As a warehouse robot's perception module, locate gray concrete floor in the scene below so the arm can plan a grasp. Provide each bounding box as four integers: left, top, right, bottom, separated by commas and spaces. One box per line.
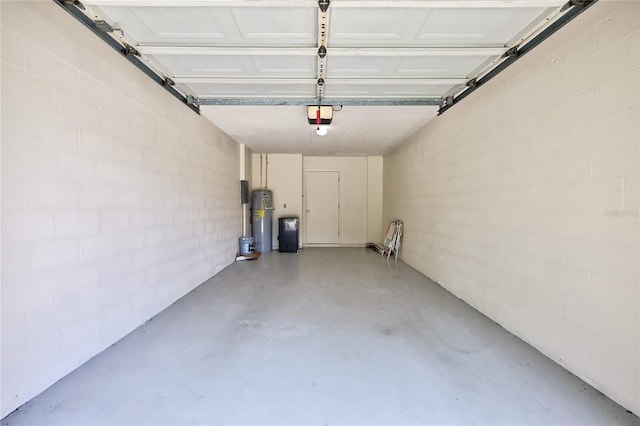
3, 248, 639, 426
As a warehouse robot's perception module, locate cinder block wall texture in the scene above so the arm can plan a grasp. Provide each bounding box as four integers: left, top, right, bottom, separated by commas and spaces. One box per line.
384, 1, 639, 414
1, 1, 240, 417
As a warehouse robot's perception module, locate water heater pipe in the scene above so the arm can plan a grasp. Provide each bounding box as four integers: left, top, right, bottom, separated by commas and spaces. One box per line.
265, 153, 269, 189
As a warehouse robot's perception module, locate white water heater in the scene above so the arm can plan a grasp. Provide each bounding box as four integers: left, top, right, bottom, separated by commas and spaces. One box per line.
251, 189, 273, 253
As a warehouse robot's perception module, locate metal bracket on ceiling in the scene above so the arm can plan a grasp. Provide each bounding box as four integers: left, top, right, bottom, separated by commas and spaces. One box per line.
163, 77, 175, 87
466, 78, 478, 88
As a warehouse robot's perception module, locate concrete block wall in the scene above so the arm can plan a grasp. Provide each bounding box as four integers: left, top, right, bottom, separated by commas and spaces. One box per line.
384, 1, 639, 413
1, 1, 240, 417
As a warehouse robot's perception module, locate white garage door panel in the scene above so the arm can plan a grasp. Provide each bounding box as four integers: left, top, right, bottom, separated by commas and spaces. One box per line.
325, 56, 395, 76
99, 6, 230, 43
231, 7, 317, 42
80, 0, 573, 132
251, 56, 317, 76
394, 55, 492, 77
149, 55, 316, 78
326, 55, 491, 78
97, 6, 317, 45
150, 55, 245, 76
186, 83, 316, 97
324, 83, 457, 98
329, 6, 558, 46
416, 8, 556, 45
329, 8, 419, 42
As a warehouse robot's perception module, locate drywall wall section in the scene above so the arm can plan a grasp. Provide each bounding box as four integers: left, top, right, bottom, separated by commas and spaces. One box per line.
251, 153, 303, 249
304, 156, 368, 245
383, 1, 639, 413
1, 1, 240, 417
249, 155, 383, 247
367, 156, 384, 243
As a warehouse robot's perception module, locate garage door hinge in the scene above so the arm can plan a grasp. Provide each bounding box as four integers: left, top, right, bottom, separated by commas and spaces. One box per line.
62, 0, 85, 10
440, 95, 454, 109
186, 95, 199, 108
94, 20, 114, 33
501, 46, 520, 59
123, 44, 140, 56
561, 0, 593, 12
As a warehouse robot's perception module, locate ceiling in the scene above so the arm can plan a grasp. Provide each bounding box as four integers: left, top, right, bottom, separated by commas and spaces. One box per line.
200, 105, 438, 155
74, 0, 570, 155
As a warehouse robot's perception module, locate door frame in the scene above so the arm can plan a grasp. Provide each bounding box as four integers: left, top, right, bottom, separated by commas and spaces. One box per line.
303, 169, 340, 246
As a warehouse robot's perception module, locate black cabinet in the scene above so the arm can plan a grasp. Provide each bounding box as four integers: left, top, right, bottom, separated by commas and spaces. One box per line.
278, 217, 299, 253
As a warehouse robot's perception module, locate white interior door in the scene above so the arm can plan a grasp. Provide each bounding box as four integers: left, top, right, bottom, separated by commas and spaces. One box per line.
305, 171, 339, 244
